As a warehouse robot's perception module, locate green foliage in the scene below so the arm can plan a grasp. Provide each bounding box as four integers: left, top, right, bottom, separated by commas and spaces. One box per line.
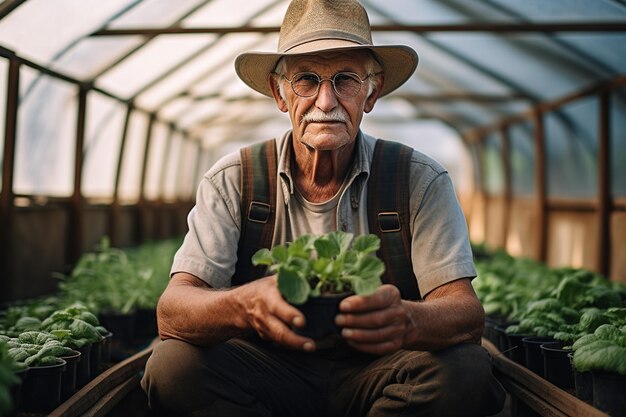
0, 341, 21, 416
572, 324, 626, 375
56, 236, 180, 314
252, 231, 384, 305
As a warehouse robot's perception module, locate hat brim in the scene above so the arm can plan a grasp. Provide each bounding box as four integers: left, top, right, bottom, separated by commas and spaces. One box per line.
235, 43, 418, 98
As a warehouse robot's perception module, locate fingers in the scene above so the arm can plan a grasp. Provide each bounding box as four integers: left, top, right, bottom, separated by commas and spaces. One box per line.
338, 284, 400, 313
241, 276, 315, 352
335, 285, 408, 355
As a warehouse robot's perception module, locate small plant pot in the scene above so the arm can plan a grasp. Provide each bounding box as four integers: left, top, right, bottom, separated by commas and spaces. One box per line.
75, 344, 92, 389
568, 353, 593, 403
504, 332, 529, 365
522, 336, 554, 376
99, 309, 136, 360
20, 358, 66, 413
60, 349, 81, 401
100, 331, 113, 366
541, 341, 574, 389
592, 370, 626, 417
9, 367, 28, 414
293, 293, 352, 339
134, 307, 158, 339
484, 315, 508, 346
90, 339, 102, 377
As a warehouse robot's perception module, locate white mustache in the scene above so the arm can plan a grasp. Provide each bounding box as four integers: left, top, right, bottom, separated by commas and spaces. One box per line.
301, 108, 348, 124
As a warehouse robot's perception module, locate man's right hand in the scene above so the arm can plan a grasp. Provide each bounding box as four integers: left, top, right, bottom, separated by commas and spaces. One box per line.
236, 276, 316, 352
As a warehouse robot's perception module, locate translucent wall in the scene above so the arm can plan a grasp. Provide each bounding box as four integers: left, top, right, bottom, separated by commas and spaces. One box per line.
14, 67, 77, 196
545, 97, 598, 199
612, 89, 626, 198
0, 58, 7, 193
482, 132, 504, 195
82, 92, 126, 199
509, 121, 535, 197
118, 111, 149, 203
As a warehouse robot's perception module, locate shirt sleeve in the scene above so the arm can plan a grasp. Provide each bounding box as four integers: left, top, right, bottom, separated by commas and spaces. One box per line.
410, 168, 477, 297
170, 154, 242, 288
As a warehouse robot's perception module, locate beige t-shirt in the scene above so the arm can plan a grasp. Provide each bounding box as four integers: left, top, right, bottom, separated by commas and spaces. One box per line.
170, 130, 476, 297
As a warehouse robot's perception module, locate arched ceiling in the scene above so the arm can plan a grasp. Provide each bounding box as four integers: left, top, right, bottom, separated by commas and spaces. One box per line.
0, 0, 625, 151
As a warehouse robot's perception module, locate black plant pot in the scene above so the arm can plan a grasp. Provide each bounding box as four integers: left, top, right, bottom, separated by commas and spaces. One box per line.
60, 349, 81, 401
569, 353, 593, 403
134, 307, 158, 339
484, 315, 508, 346
293, 293, 352, 339
522, 336, 554, 376
20, 358, 66, 413
592, 370, 626, 417
100, 331, 113, 366
540, 341, 574, 389
8, 367, 28, 416
90, 339, 102, 378
99, 309, 136, 360
75, 344, 92, 389
505, 332, 529, 365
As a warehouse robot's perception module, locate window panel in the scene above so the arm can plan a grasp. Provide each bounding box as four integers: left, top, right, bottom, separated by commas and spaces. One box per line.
545, 97, 598, 199
162, 131, 183, 202
118, 111, 149, 203
612, 89, 626, 198
178, 139, 200, 200
144, 121, 169, 201
509, 121, 536, 197
482, 132, 504, 194
82, 93, 126, 199
0, 58, 7, 192
14, 68, 77, 196
0, 0, 131, 66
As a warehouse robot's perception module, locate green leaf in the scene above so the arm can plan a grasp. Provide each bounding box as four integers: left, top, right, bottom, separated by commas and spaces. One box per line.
271, 246, 289, 263
328, 231, 354, 255
277, 266, 310, 305
251, 248, 273, 266
352, 234, 380, 255
314, 237, 340, 259
350, 276, 381, 296
353, 255, 385, 282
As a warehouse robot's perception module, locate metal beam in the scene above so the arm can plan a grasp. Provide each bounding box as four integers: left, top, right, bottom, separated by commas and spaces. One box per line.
90, 22, 626, 36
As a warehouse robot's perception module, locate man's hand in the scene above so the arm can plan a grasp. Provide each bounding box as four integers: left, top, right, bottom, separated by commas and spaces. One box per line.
335, 284, 410, 355
237, 276, 316, 352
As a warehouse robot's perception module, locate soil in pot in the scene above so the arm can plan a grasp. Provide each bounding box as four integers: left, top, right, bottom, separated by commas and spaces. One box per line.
522, 336, 555, 376
60, 349, 81, 402
19, 358, 66, 413
541, 341, 574, 390
293, 293, 352, 339
591, 370, 626, 417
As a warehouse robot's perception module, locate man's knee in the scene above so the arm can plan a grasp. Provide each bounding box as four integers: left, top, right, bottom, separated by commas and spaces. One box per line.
142, 339, 209, 414
391, 344, 506, 417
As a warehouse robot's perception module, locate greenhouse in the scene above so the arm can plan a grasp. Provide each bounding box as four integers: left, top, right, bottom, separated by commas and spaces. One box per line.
1, 0, 625, 416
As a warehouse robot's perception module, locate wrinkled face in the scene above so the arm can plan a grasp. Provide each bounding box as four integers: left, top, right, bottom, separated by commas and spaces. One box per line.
270, 50, 383, 152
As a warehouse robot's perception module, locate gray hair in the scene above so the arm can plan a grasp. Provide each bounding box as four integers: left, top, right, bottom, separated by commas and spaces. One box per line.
273, 52, 383, 101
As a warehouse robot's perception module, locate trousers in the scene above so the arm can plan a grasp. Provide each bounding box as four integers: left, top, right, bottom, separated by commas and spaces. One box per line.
141, 337, 506, 417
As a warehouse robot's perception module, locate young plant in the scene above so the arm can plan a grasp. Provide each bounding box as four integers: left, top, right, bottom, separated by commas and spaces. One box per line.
252, 231, 384, 304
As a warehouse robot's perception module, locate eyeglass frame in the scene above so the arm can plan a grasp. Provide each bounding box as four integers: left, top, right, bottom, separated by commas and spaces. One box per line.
277, 71, 373, 99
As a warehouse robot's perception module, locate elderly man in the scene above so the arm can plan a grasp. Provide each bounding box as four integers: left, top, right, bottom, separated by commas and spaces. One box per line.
141, 1, 505, 416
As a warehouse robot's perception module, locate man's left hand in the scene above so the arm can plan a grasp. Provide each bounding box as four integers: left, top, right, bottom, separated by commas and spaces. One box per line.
335, 284, 411, 355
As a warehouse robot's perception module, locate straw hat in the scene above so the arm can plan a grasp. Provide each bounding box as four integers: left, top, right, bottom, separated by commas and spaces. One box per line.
235, 0, 418, 98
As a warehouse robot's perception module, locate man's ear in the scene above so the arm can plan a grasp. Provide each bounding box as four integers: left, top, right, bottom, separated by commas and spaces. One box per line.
364, 73, 384, 113
269, 76, 288, 113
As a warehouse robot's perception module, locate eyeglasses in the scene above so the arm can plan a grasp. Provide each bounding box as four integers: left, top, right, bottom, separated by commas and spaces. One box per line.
281, 71, 371, 98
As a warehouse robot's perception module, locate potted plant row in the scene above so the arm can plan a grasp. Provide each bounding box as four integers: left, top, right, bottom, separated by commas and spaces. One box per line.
472, 244, 626, 415
252, 231, 384, 339
0, 302, 110, 413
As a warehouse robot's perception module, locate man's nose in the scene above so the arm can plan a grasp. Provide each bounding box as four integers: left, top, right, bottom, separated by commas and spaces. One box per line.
315, 79, 339, 111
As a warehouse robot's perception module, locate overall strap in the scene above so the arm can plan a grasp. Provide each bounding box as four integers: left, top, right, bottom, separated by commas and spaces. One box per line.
233, 139, 277, 285
368, 139, 421, 300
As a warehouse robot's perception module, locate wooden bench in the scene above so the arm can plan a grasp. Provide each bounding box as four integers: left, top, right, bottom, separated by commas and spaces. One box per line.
482, 338, 610, 417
